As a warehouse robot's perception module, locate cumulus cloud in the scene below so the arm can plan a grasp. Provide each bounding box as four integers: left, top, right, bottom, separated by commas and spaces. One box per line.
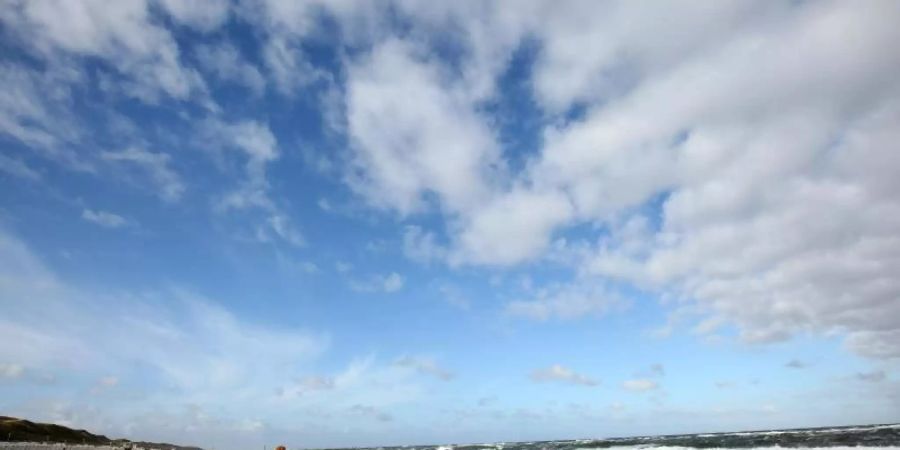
345, 0, 900, 361
572, 2, 900, 359
531, 365, 598, 387
344, 38, 502, 215
452, 188, 574, 266
81, 209, 128, 228
320, 6, 900, 368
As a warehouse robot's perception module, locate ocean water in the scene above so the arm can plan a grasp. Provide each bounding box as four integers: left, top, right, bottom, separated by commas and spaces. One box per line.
318, 423, 900, 450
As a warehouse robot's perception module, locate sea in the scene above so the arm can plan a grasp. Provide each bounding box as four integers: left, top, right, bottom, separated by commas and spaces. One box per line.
318, 423, 900, 450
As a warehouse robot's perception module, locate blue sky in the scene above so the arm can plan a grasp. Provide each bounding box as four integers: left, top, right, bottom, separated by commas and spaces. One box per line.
1, 1, 900, 449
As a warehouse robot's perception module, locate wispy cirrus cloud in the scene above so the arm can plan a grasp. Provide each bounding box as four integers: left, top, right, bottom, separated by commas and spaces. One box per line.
101, 147, 185, 202
81, 209, 128, 229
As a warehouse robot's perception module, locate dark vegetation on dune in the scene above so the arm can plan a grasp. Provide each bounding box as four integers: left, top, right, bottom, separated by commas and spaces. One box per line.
0, 416, 203, 450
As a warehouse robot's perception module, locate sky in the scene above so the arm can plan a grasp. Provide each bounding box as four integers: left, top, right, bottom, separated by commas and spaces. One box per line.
1, 0, 899, 449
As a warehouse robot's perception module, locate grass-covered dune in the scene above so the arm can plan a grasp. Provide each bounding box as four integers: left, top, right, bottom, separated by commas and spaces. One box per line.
0, 416, 202, 450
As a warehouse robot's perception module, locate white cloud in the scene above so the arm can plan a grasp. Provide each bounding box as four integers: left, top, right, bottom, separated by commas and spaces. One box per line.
546, 2, 900, 359
530, 1, 766, 113
262, 35, 320, 96
344, 38, 502, 215
204, 118, 278, 211
2, 0, 205, 102
845, 330, 900, 359
198, 118, 306, 248
195, 43, 266, 95
531, 364, 598, 387
257, 213, 305, 248
314, 1, 900, 360
623, 379, 658, 392
81, 209, 128, 228
2, 0, 900, 441
386, 2, 541, 103
451, 188, 574, 266
0, 63, 85, 166
159, 0, 231, 32
101, 147, 185, 202
368, 0, 900, 361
